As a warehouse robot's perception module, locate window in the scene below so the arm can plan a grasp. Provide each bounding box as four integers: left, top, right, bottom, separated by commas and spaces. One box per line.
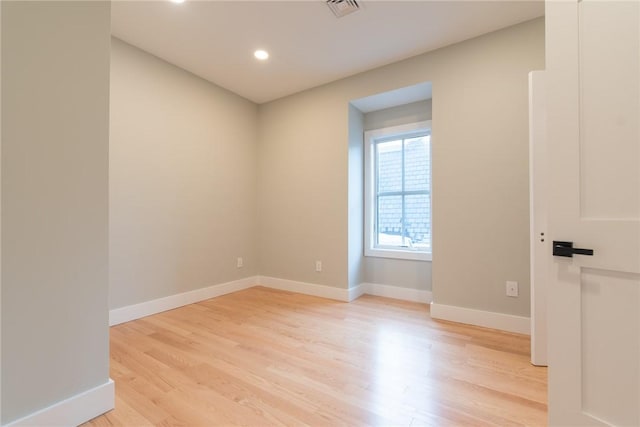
364, 121, 431, 261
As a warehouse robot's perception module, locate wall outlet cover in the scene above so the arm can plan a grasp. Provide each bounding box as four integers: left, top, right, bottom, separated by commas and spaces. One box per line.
506, 281, 519, 297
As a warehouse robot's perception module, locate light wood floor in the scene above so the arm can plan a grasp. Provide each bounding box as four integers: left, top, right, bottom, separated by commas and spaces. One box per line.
85, 286, 547, 426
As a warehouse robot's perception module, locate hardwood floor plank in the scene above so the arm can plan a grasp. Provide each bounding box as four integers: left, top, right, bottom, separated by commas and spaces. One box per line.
84, 287, 547, 426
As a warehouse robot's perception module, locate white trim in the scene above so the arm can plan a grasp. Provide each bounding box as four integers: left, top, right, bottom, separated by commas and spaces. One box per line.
529, 70, 549, 366
361, 282, 432, 303
109, 276, 257, 326
109, 277, 433, 325
4, 379, 114, 427
258, 278, 432, 304
430, 302, 531, 335
347, 283, 366, 302
257, 276, 350, 302
0, 2, 3, 419
108, 276, 529, 337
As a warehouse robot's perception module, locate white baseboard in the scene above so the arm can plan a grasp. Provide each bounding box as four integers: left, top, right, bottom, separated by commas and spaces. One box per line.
109, 276, 526, 337
256, 279, 431, 304
348, 283, 366, 302
257, 276, 350, 302
109, 277, 432, 327
430, 302, 530, 335
109, 276, 257, 326
4, 379, 114, 427
361, 282, 432, 303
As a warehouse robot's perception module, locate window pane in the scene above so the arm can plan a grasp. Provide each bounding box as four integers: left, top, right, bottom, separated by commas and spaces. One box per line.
364, 121, 432, 259
376, 139, 402, 193
405, 194, 431, 250
404, 136, 430, 192
376, 195, 403, 247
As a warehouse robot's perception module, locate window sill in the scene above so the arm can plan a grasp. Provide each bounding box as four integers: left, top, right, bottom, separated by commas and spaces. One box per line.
364, 247, 432, 262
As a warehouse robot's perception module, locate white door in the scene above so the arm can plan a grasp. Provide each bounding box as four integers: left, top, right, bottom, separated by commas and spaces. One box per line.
546, 0, 640, 426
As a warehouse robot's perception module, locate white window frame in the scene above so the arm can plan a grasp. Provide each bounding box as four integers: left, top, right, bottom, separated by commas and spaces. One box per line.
364, 120, 432, 261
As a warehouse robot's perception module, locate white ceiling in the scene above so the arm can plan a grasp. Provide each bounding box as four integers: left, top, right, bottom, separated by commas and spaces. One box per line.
111, 1, 544, 104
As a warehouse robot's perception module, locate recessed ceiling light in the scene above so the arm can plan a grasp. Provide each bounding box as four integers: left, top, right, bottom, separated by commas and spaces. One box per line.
170, 0, 185, 4
254, 50, 269, 61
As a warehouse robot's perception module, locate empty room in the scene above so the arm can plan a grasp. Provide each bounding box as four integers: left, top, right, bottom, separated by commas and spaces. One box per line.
1, 1, 638, 426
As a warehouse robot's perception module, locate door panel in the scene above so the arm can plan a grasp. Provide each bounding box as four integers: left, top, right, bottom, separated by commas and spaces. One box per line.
581, 269, 639, 426
579, 1, 640, 220
546, 0, 640, 425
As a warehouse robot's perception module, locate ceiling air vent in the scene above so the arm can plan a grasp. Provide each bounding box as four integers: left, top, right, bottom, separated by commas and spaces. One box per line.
326, 0, 360, 18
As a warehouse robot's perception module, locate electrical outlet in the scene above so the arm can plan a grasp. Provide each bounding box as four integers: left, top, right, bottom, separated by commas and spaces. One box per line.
237, 257, 243, 268
315, 260, 322, 272
506, 281, 518, 297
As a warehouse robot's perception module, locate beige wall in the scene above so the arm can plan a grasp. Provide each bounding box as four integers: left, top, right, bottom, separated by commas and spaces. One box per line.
347, 104, 364, 288
258, 18, 544, 316
1, 2, 111, 423
257, 90, 349, 286
431, 21, 542, 317
365, 257, 433, 291
109, 38, 258, 309
363, 99, 432, 131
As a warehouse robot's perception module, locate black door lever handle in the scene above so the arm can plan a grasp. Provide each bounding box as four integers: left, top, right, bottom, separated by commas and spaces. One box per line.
553, 241, 594, 257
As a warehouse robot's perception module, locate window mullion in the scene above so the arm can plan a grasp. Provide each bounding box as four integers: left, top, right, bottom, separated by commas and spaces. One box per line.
374, 144, 380, 247
378, 190, 429, 197
401, 138, 406, 246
